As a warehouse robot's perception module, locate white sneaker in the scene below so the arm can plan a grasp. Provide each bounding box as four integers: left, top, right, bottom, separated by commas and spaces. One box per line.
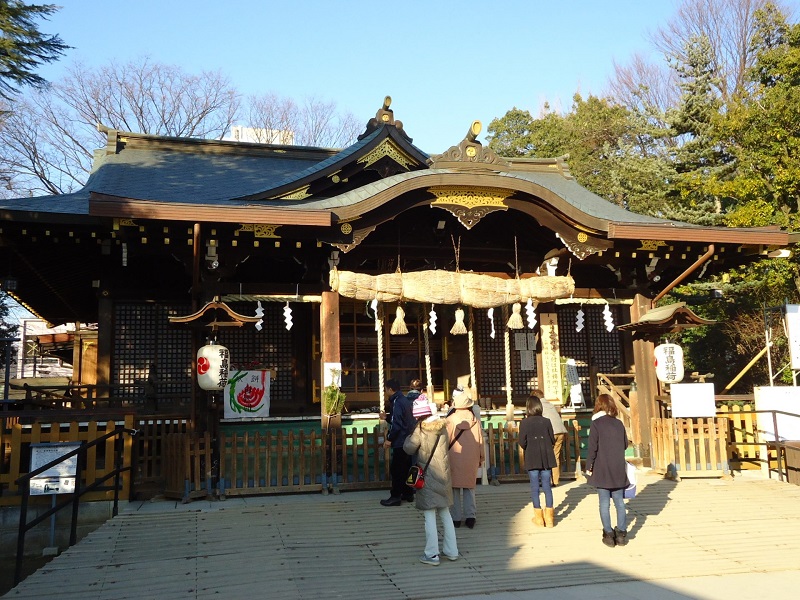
442, 553, 459, 561
419, 554, 440, 566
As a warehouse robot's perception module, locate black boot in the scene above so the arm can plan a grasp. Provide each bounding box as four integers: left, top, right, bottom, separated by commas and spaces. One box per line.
602, 530, 616, 547
614, 527, 628, 546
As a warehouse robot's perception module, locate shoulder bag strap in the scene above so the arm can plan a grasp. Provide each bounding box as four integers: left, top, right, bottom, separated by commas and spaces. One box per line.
449, 427, 466, 449
422, 430, 441, 471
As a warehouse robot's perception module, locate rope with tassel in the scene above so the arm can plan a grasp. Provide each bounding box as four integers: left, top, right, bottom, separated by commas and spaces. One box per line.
375, 302, 385, 414
451, 307, 467, 335
506, 238, 524, 329
503, 305, 514, 423
468, 307, 477, 399
506, 302, 524, 329
423, 320, 433, 399
390, 304, 408, 335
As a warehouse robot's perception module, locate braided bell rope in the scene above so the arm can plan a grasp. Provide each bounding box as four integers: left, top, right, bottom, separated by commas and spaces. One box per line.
376, 304, 385, 414
468, 321, 477, 398
423, 321, 432, 397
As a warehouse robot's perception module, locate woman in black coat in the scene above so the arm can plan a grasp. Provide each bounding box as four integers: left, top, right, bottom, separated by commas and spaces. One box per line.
585, 393, 629, 547
518, 395, 557, 527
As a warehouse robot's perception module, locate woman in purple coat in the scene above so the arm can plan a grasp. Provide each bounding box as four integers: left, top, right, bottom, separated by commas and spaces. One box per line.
585, 393, 629, 547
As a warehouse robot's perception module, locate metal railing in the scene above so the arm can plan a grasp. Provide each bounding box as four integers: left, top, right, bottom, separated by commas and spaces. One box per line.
13, 427, 138, 585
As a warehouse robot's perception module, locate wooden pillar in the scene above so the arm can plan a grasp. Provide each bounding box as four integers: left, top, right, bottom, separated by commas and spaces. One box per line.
320, 291, 340, 425
96, 295, 112, 393
630, 294, 657, 464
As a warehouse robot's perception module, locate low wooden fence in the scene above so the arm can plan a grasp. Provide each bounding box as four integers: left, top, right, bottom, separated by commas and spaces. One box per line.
717, 404, 760, 469
1, 412, 190, 505
164, 431, 214, 501
163, 418, 586, 502
485, 420, 585, 483
133, 416, 192, 492
0, 413, 136, 504
651, 417, 730, 478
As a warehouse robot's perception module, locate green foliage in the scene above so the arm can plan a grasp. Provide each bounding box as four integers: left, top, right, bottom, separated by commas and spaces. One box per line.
323, 368, 346, 414
0, 1, 68, 101
486, 2, 800, 391
0, 292, 20, 364
487, 94, 675, 217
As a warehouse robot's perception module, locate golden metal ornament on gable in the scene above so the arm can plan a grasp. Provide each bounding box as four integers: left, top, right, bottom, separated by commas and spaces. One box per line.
277, 185, 312, 200
357, 139, 416, 170
428, 186, 512, 229
115, 218, 138, 228
332, 225, 377, 253
237, 224, 281, 238
639, 240, 667, 251
555, 231, 610, 260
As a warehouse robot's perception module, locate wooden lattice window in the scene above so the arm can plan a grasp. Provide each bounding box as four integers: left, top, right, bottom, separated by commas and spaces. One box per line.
218, 302, 295, 408
557, 304, 626, 402
113, 303, 192, 400
474, 308, 538, 400
339, 300, 442, 398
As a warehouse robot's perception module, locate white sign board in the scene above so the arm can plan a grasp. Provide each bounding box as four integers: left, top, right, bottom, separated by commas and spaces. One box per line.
785, 305, 800, 370
223, 369, 271, 419
29, 442, 81, 495
670, 383, 716, 418
754, 386, 800, 442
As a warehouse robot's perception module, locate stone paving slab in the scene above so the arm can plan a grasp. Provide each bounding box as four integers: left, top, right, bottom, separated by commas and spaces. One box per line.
3, 471, 800, 599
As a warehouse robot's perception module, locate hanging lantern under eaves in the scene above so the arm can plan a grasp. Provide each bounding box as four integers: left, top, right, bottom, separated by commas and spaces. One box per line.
654, 343, 684, 384
197, 342, 230, 390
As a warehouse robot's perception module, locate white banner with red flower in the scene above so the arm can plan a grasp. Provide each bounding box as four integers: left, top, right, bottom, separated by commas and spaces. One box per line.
223, 369, 270, 419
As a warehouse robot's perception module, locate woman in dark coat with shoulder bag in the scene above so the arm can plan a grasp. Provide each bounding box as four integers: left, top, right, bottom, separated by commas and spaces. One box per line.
585, 393, 629, 547
518, 395, 558, 527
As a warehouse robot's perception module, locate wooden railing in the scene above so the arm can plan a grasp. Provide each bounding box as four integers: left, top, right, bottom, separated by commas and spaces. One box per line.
651, 417, 730, 479
4, 382, 191, 413
486, 420, 585, 483
217, 429, 326, 498
164, 431, 214, 502
162, 417, 586, 502
132, 416, 192, 493
0, 413, 136, 504
596, 373, 633, 441
717, 403, 759, 469
1, 411, 189, 504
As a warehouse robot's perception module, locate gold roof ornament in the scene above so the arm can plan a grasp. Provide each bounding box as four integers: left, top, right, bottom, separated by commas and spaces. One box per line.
428, 120, 511, 171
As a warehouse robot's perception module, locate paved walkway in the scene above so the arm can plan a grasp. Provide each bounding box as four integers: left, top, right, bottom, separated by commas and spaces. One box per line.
3, 470, 800, 599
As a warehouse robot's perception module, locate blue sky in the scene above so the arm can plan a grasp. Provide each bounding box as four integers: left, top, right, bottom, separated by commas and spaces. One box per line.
35, 0, 686, 153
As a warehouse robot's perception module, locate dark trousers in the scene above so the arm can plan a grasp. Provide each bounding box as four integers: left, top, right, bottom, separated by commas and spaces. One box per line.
390, 447, 413, 499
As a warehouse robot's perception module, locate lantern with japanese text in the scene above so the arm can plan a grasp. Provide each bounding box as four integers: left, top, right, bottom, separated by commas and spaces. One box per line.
654, 343, 684, 383
197, 342, 230, 390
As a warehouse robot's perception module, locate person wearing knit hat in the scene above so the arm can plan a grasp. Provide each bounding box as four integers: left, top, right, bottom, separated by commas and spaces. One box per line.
404, 393, 458, 565
381, 379, 415, 506
446, 386, 484, 529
